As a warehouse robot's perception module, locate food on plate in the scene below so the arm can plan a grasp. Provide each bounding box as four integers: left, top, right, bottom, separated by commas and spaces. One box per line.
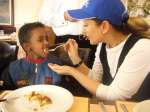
25, 91, 52, 107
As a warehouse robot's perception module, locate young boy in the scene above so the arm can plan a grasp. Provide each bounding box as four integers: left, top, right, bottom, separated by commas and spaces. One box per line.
0, 22, 61, 90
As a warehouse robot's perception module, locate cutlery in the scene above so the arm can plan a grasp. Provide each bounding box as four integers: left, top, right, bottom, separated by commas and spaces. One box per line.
120, 104, 129, 112
99, 102, 108, 112
0, 99, 7, 102
0, 96, 20, 102
45, 43, 64, 52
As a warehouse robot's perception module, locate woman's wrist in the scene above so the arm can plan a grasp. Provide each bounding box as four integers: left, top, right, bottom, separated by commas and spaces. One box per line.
70, 68, 82, 77
72, 56, 81, 65
72, 60, 83, 68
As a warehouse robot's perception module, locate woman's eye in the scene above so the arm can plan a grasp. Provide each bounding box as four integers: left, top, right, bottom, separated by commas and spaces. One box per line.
37, 38, 43, 42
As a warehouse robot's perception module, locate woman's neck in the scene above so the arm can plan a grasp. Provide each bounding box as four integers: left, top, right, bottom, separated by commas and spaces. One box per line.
105, 32, 128, 48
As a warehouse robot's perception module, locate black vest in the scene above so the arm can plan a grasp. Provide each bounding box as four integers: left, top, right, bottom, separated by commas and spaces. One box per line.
100, 34, 150, 101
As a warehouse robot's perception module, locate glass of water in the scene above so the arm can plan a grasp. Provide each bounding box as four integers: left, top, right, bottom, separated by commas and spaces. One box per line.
0, 30, 4, 35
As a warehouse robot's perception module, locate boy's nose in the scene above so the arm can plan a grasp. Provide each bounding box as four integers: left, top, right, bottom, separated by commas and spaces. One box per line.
44, 39, 49, 44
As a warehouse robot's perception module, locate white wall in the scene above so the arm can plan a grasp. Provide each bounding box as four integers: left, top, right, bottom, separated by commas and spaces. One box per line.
14, 0, 43, 25
14, 0, 149, 25
121, 0, 127, 9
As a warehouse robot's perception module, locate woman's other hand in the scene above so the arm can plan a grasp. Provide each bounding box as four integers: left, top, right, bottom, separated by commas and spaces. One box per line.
64, 39, 81, 65
48, 63, 79, 76
48, 63, 99, 95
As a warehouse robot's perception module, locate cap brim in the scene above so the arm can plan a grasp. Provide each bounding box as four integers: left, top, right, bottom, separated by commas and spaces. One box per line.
68, 9, 96, 20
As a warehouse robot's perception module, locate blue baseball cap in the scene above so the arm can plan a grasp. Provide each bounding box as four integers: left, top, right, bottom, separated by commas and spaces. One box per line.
68, 0, 129, 26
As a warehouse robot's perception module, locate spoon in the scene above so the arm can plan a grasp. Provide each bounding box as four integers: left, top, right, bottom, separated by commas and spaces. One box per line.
44, 43, 64, 52
0, 96, 20, 102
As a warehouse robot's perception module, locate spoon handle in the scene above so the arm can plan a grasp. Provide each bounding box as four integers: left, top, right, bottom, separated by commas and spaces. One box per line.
0, 99, 7, 102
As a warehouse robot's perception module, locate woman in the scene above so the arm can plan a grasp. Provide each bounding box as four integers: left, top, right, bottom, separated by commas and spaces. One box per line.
49, 0, 150, 101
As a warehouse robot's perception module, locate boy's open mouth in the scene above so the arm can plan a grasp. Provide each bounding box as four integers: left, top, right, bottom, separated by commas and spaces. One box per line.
44, 48, 49, 53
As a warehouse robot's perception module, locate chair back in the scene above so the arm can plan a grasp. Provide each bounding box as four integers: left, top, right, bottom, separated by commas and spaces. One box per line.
0, 41, 18, 75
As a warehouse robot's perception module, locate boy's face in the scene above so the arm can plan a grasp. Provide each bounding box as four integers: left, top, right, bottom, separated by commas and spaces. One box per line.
26, 27, 49, 58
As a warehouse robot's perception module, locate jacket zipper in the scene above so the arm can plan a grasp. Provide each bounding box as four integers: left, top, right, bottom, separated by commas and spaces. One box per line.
34, 64, 38, 84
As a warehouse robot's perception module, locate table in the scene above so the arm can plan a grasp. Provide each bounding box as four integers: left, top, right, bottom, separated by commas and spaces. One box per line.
90, 103, 117, 112
116, 101, 137, 112
68, 96, 117, 112
69, 97, 138, 112
68, 97, 89, 112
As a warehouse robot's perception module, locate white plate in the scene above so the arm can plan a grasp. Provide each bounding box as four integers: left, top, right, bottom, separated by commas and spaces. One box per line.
133, 100, 150, 112
1, 85, 74, 112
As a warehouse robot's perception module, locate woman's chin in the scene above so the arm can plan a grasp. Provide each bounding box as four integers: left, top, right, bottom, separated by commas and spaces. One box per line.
90, 41, 96, 45
90, 40, 100, 45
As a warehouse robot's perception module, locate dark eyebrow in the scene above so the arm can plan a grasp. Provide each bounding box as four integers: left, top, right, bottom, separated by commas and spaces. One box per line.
38, 35, 48, 40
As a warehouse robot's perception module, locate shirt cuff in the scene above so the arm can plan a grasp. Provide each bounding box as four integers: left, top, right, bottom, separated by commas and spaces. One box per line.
88, 70, 93, 78
96, 84, 109, 100
88, 70, 101, 81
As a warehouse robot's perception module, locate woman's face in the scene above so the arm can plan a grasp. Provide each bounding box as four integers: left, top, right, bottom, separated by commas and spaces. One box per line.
83, 20, 103, 45
27, 27, 49, 58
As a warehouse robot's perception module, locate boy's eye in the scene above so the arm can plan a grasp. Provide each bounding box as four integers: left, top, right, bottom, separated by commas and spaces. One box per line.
84, 24, 88, 27
38, 39, 43, 42
37, 36, 48, 42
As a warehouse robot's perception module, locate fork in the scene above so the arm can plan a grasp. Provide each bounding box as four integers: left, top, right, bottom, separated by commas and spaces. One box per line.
120, 104, 129, 112
0, 99, 7, 102
0, 96, 20, 102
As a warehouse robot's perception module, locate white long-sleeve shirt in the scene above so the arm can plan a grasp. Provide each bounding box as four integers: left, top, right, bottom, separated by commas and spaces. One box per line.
88, 38, 150, 101
38, 0, 86, 36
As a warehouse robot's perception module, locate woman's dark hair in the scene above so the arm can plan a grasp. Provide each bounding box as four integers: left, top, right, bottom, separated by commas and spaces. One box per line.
18, 22, 45, 45
94, 17, 150, 38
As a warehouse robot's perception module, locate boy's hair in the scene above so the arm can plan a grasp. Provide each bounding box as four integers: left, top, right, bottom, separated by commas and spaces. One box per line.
18, 22, 45, 45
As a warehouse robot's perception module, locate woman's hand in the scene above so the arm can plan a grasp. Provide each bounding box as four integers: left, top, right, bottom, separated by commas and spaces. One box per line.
64, 39, 81, 65
48, 63, 79, 76
48, 63, 99, 95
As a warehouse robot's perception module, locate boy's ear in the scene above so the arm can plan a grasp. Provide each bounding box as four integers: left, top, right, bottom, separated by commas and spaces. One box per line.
22, 43, 30, 52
